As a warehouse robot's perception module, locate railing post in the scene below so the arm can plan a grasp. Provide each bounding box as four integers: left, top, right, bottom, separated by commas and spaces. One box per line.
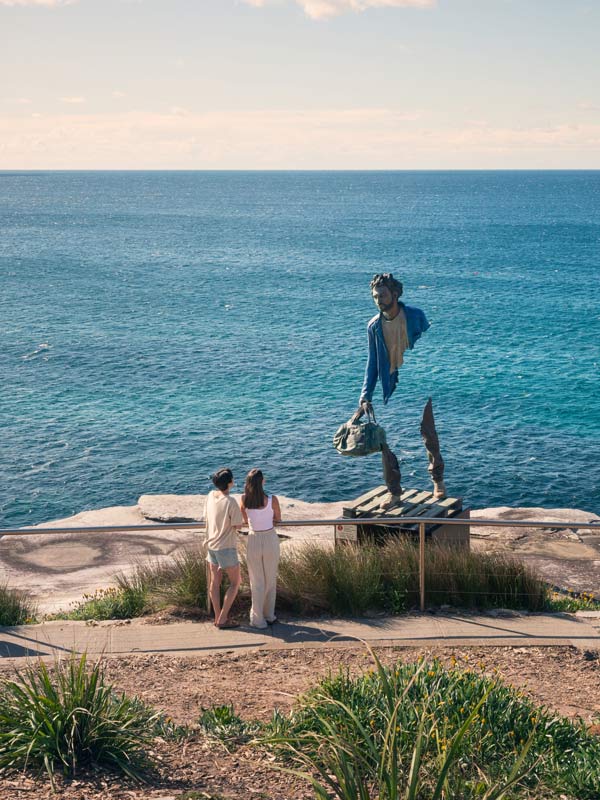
419, 521, 426, 612
206, 562, 212, 616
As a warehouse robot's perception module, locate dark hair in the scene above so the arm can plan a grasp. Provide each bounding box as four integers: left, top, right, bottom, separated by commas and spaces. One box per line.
242, 468, 266, 509
211, 467, 233, 492
370, 272, 403, 299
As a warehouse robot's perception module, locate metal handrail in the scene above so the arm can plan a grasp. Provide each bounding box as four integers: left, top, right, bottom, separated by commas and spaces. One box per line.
1, 516, 598, 613
1, 516, 599, 536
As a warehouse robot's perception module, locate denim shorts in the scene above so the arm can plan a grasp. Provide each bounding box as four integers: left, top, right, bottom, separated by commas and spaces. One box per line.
206, 547, 239, 569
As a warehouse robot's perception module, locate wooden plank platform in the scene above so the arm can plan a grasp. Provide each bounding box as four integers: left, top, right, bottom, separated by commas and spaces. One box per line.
338, 485, 469, 548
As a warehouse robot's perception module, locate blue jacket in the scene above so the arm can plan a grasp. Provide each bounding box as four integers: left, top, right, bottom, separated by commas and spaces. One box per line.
359, 303, 430, 405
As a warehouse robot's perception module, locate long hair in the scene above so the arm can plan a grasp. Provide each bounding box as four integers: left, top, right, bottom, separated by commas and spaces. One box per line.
242, 468, 267, 509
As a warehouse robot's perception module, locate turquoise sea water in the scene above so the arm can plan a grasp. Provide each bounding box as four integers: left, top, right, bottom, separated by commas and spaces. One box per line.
1, 171, 599, 527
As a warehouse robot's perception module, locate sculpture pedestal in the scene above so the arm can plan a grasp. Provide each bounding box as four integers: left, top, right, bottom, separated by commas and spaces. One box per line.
335, 485, 469, 549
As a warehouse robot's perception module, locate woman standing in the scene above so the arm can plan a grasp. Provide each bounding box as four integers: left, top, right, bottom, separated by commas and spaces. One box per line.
205, 468, 244, 629
240, 468, 281, 629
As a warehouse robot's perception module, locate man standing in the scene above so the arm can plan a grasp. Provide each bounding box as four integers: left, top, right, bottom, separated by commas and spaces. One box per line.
354, 273, 446, 506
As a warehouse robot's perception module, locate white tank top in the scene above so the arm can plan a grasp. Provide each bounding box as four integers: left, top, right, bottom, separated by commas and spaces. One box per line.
245, 495, 275, 533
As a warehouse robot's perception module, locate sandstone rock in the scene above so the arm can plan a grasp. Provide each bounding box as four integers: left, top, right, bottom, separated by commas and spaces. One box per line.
138, 494, 206, 522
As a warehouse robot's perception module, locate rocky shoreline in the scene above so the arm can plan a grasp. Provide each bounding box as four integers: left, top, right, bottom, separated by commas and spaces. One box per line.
0, 494, 599, 613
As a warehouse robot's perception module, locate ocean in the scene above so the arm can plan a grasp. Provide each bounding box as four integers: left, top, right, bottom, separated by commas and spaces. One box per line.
1, 170, 599, 528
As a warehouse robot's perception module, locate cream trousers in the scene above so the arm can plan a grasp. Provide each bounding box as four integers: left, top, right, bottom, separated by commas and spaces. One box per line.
246, 529, 280, 628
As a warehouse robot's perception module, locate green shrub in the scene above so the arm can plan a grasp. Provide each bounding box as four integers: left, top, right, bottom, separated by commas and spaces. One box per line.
262, 652, 600, 799
0, 654, 161, 787
67, 584, 149, 621
0, 583, 36, 626
545, 590, 600, 612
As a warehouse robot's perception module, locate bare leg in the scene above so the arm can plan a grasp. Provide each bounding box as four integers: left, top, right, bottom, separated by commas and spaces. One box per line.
208, 563, 223, 623
420, 397, 445, 497
216, 564, 241, 627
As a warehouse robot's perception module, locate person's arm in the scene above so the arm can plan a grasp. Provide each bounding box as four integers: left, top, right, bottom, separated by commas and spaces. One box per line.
230, 497, 245, 530
352, 324, 376, 421
239, 497, 248, 526
272, 495, 282, 525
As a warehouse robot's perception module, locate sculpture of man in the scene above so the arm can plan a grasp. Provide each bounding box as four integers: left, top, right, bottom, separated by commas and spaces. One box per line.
354, 272, 446, 506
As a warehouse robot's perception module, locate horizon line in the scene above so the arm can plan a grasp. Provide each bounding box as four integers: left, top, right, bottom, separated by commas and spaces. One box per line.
2, 168, 600, 173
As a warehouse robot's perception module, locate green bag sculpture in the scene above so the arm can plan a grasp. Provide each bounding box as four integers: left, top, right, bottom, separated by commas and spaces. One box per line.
333, 411, 387, 457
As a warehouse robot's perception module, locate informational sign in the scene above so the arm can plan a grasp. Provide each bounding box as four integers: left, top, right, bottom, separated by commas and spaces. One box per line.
334, 523, 358, 542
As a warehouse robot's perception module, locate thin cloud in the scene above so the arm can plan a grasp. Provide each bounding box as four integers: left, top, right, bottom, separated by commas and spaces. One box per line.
0, 0, 75, 6
243, 0, 435, 20
59, 96, 85, 104
2, 109, 599, 170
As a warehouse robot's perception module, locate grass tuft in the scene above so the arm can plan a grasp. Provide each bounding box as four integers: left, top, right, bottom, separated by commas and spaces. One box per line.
0, 654, 162, 787
147, 546, 210, 608
0, 583, 36, 626
62, 544, 211, 621
278, 541, 382, 615
198, 704, 258, 751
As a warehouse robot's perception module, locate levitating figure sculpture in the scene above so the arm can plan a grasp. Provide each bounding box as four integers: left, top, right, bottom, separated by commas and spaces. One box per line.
353, 273, 446, 508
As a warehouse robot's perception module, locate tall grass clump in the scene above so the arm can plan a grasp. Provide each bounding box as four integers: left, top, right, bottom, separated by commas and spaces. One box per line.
148, 545, 210, 608
262, 651, 600, 799
0, 654, 162, 787
0, 583, 36, 626
278, 538, 548, 615
278, 542, 382, 615
381, 537, 548, 611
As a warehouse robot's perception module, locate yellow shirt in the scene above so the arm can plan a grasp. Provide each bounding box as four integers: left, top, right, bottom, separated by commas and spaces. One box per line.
381, 308, 409, 374
205, 490, 243, 551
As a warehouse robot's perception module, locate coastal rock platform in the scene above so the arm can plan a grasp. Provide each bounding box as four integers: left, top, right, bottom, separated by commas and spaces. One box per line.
0, 495, 598, 613
471, 506, 600, 596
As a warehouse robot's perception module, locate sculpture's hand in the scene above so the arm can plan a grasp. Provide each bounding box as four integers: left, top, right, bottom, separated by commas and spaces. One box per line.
351, 401, 373, 423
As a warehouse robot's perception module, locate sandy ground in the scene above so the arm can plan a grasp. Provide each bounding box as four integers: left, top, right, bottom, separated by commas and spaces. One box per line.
0, 643, 599, 800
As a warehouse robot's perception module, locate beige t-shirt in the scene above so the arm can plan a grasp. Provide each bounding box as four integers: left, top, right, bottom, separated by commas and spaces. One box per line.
205, 490, 243, 551
382, 308, 409, 373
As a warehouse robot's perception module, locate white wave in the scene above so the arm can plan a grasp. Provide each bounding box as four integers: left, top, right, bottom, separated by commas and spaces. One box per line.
21, 343, 51, 360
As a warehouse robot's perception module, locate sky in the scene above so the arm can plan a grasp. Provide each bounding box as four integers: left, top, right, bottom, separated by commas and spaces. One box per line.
1, 0, 600, 169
